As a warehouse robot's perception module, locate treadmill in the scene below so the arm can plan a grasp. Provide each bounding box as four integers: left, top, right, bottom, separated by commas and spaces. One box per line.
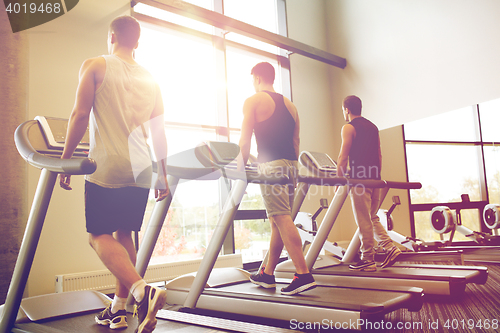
0, 117, 107, 333
2, 118, 267, 333
275, 151, 488, 297
159, 141, 424, 330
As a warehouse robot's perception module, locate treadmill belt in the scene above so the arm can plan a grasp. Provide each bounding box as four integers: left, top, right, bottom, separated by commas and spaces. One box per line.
314, 263, 480, 282
157, 309, 297, 333
203, 281, 417, 314
13, 311, 223, 333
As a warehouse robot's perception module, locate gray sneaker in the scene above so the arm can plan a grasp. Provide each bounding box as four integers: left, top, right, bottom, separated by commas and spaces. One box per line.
381, 247, 402, 269
249, 267, 276, 288
280, 273, 317, 295
134, 285, 167, 333
349, 259, 377, 272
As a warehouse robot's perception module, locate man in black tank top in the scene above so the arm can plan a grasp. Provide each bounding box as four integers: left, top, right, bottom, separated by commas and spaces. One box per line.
238, 62, 316, 295
337, 95, 401, 271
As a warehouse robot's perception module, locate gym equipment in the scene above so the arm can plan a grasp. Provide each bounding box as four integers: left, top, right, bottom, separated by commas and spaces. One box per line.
275, 151, 488, 297
376, 196, 466, 263
152, 142, 423, 330
0, 117, 105, 333
295, 199, 346, 258
484, 203, 500, 231
2, 118, 263, 333
390, 196, 500, 264
429, 195, 500, 246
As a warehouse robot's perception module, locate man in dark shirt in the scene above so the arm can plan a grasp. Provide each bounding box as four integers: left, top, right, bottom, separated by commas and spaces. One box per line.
238, 62, 316, 295
337, 95, 401, 271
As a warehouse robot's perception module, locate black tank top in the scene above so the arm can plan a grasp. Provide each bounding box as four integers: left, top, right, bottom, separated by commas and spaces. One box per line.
254, 91, 297, 163
349, 117, 381, 179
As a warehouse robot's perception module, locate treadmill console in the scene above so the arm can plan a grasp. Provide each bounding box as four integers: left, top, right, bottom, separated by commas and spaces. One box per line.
35, 116, 89, 149
34, 116, 89, 156
302, 151, 337, 172
199, 141, 257, 172
204, 141, 239, 166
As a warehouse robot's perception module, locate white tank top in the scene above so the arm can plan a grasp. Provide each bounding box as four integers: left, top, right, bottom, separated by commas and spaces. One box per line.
85, 54, 158, 188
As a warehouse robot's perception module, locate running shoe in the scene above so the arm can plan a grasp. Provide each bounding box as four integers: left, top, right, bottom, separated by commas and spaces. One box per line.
280, 273, 317, 295
95, 304, 128, 329
381, 246, 402, 269
249, 267, 276, 288
134, 285, 167, 333
349, 259, 377, 272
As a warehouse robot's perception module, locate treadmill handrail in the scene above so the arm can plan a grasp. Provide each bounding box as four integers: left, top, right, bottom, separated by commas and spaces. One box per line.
298, 150, 422, 190
384, 180, 422, 190
14, 120, 97, 175
297, 175, 390, 189
222, 167, 290, 185
167, 164, 222, 180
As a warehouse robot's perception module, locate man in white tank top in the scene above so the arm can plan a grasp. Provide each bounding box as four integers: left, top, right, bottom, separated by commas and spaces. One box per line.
59, 16, 168, 333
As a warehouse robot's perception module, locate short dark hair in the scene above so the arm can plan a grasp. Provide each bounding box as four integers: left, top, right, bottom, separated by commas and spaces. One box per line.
109, 16, 141, 48
343, 95, 362, 115
251, 62, 275, 84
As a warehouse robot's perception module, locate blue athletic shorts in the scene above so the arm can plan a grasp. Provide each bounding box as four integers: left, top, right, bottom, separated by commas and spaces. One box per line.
85, 181, 149, 235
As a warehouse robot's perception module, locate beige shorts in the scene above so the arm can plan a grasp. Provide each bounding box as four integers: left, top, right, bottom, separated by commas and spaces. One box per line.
258, 159, 298, 217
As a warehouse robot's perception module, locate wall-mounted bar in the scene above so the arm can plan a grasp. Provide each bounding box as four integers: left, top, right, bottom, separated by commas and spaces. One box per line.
133, 0, 347, 68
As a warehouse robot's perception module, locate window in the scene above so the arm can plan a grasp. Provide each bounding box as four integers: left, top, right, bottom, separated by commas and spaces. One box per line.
479, 98, 500, 142
406, 144, 483, 203
404, 99, 500, 242
133, 0, 290, 264
404, 106, 479, 142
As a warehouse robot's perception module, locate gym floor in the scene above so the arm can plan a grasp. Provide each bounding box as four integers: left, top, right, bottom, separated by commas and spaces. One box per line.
14, 261, 500, 333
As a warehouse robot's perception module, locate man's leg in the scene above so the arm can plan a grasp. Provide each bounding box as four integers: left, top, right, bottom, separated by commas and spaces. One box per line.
273, 214, 317, 295
370, 188, 394, 247
89, 233, 142, 292
369, 189, 402, 268
264, 220, 284, 275
349, 187, 377, 272
350, 187, 376, 261
91, 232, 141, 330
90, 232, 167, 333
113, 229, 137, 299
271, 214, 309, 274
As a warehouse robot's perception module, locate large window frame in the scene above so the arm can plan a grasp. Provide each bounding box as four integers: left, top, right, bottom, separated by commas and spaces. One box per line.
404, 103, 500, 240
133, 0, 293, 263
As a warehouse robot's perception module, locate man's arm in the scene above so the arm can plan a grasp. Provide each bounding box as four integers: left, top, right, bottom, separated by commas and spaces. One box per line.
150, 84, 169, 201
336, 124, 355, 178
293, 116, 300, 159
283, 97, 300, 159
238, 95, 257, 170
60, 57, 103, 190
378, 134, 382, 175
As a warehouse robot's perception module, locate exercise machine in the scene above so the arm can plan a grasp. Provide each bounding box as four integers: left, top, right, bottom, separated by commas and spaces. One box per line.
275, 151, 488, 297
295, 198, 346, 258
0, 117, 106, 333
376, 196, 466, 263
2, 118, 285, 333
149, 142, 424, 331
429, 195, 500, 246
394, 196, 500, 264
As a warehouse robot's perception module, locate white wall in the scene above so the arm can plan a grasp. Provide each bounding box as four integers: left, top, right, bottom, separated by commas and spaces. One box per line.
325, 0, 500, 130
285, 0, 349, 239
26, 0, 130, 297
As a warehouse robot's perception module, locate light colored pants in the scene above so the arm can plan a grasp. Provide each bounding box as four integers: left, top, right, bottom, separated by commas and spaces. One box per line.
258, 159, 297, 217
350, 187, 394, 261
